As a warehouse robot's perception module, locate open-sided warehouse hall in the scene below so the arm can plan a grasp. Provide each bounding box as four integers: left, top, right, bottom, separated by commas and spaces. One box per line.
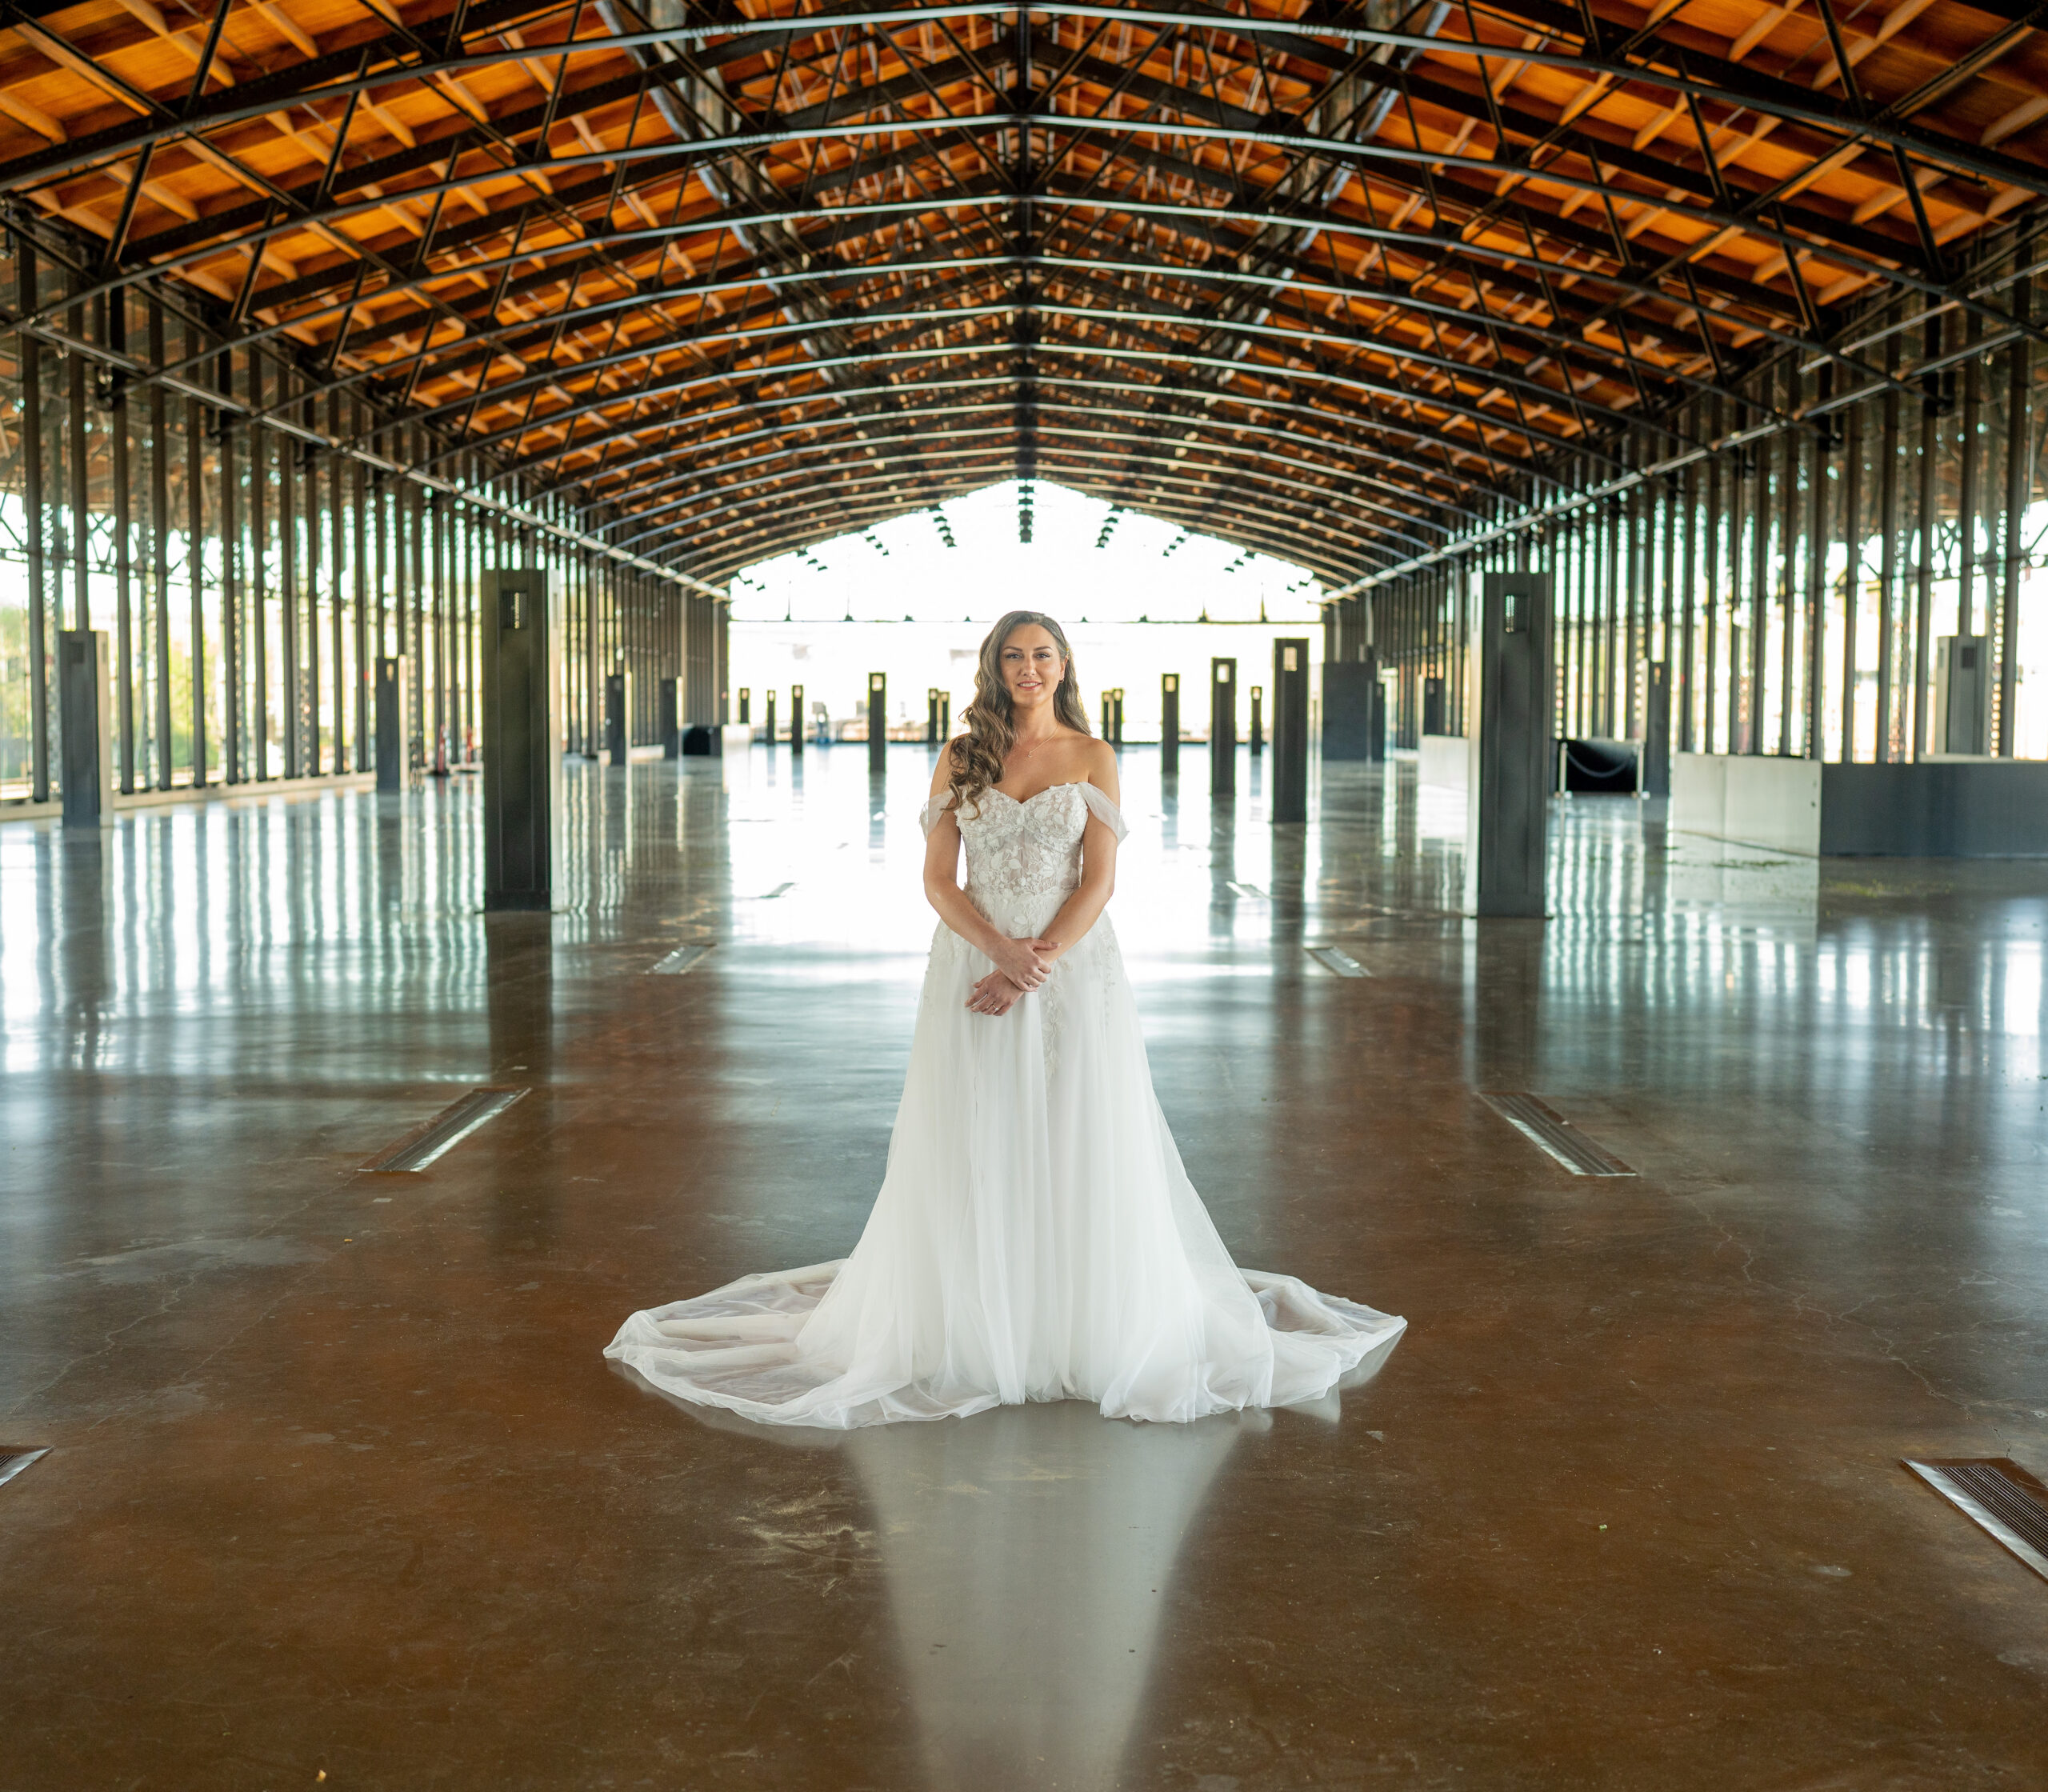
4, 0, 2048, 1787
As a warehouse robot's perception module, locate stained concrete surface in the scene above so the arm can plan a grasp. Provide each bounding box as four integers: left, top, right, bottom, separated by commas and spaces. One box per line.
2, 748, 2046, 1790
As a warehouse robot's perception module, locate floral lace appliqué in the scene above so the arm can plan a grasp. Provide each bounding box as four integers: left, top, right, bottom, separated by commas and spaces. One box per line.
956, 784, 1094, 1081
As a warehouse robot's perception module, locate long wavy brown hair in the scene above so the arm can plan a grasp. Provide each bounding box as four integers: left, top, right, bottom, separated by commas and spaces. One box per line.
946, 611, 1093, 816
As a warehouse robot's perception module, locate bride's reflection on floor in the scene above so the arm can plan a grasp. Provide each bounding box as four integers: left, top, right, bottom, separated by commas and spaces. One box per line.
612, 1334, 1399, 1790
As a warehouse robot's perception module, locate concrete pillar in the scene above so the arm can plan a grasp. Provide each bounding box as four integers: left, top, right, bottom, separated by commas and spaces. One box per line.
1642, 662, 1671, 798
658, 676, 680, 760
1210, 657, 1237, 798
481, 569, 560, 913
58, 629, 113, 828
1249, 685, 1264, 757
603, 666, 631, 766
1161, 674, 1180, 775
1271, 638, 1309, 824
1466, 573, 1554, 918
1321, 654, 1386, 762
791, 684, 805, 758
867, 673, 886, 773
374, 655, 408, 792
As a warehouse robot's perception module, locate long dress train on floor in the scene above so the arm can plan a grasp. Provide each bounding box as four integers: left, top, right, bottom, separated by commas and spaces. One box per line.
605, 780, 1406, 1427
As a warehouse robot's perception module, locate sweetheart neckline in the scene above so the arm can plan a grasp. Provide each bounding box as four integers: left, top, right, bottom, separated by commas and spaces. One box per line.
986, 781, 1088, 807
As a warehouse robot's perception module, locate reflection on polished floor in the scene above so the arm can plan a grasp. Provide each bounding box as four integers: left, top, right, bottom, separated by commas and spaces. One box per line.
4, 747, 2048, 1790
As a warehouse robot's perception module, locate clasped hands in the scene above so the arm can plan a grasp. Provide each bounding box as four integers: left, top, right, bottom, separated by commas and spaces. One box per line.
966, 935, 1060, 1017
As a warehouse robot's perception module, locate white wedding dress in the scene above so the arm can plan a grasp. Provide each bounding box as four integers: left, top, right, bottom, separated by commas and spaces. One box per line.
606, 779, 1406, 1426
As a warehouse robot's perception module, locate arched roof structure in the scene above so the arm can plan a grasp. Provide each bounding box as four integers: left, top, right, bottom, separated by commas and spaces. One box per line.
6, 0, 2047, 588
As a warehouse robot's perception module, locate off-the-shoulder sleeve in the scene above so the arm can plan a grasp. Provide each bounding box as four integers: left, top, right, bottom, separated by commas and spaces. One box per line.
1078, 782, 1130, 842
918, 797, 956, 838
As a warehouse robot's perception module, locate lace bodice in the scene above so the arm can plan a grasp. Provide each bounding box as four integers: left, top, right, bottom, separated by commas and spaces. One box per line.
921, 782, 1129, 937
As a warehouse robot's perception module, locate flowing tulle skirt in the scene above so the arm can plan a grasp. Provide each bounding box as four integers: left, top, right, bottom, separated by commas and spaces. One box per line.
605, 919, 1406, 1427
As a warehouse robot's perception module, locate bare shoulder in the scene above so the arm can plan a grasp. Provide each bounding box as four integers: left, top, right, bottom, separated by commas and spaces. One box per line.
1074, 735, 1120, 802
929, 740, 965, 798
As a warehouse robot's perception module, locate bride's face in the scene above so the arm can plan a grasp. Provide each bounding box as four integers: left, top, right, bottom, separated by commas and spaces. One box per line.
999, 626, 1065, 713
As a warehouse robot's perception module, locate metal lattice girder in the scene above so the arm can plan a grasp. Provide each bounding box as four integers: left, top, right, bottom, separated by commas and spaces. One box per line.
2, 0, 2046, 583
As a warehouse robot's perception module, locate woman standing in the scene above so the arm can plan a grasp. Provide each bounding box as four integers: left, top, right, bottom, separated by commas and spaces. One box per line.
606, 611, 1403, 1426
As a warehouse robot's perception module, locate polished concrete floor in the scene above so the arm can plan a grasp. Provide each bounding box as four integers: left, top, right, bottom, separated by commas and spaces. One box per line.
3, 746, 2047, 1790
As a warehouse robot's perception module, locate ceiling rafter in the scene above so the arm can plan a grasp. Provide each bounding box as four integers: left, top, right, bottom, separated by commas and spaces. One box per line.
2, 0, 2042, 585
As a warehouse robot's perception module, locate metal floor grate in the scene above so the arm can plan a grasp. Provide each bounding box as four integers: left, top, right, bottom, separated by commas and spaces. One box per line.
1905, 1458, 2048, 1583
1479, 1092, 1636, 1177
649, 944, 713, 975
362, 1087, 528, 1174
0, 1447, 49, 1489
1307, 945, 1370, 978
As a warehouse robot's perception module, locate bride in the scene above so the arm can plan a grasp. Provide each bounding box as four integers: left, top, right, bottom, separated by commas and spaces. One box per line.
606, 611, 1405, 1426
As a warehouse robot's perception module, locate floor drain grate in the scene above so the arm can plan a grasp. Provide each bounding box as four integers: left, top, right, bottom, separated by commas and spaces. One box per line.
649, 944, 713, 975
1307, 945, 1369, 978
1479, 1093, 1636, 1176
362, 1087, 528, 1174
1905, 1458, 2048, 1583
0, 1447, 49, 1488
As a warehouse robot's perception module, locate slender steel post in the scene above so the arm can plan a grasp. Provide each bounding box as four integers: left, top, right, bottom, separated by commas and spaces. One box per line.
1703, 435, 1721, 755
1999, 274, 2031, 756
186, 375, 205, 786
150, 296, 171, 789
1680, 457, 1698, 752
219, 344, 239, 785
1908, 313, 1941, 758
110, 292, 134, 793
1750, 431, 1770, 755
1958, 314, 1982, 640
1877, 340, 1901, 762
1818, 405, 1834, 762
280, 380, 300, 778
21, 242, 48, 802
1838, 402, 1863, 762
67, 290, 89, 633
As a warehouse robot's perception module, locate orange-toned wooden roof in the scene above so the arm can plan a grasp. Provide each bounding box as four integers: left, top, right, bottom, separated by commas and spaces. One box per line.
2, 0, 2045, 582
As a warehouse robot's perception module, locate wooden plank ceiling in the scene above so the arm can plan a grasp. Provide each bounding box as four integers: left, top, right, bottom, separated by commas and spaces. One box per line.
1, 0, 2045, 584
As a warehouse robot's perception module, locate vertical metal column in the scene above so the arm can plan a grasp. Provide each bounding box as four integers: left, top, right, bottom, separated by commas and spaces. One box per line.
279, 383, 300, 778
219, 354, 241, 786
1270, 638, 1308, 825
1806, 412, 1829, 761
1161, 673, 1179, 774
1838, 402, 1863, 762
1877, 346, 1902, 760
329, 400, 345, 774
762, 688, 776, 750
868, 672, 886, 773
791, 682, 804, 758
110, 294, 135, 794
1998, 286, 2031, 756
150, 298, 171, 789
20, 245, 47, 802
351, 407, 369, 770
1248, 685, 1262, 756
1913, 315, 1942, 759
1703, 427, 1721, 755
186, 372, 206, 784
1210, 657, 1237, 797
250, 359, 270, 782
